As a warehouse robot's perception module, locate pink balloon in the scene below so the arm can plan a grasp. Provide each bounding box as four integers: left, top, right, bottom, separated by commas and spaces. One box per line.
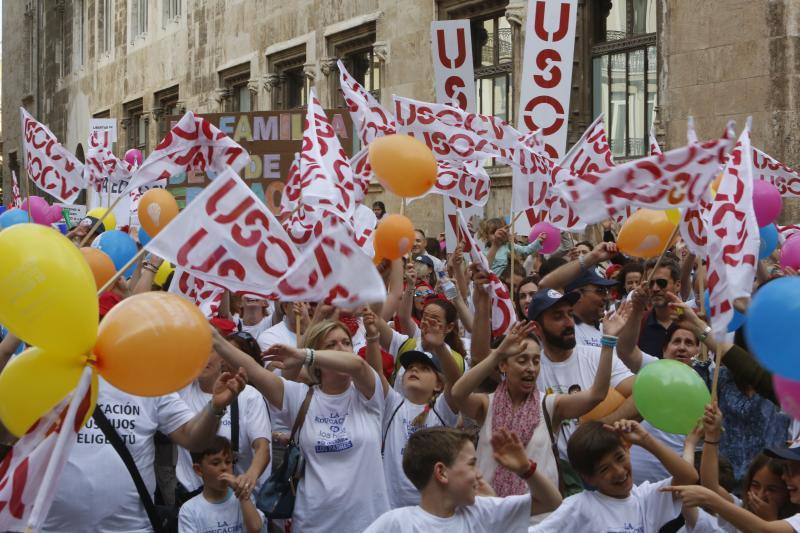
781, 236, 800, 270
124, 148, 143, 167
45, 205, 64, 224
753, 179, 782, 227
529, 222, 561, 254
19, 196, 50, 225
774, 374, 800, 419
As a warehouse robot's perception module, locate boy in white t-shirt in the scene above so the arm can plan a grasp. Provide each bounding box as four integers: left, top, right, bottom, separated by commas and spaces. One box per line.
179, 436, 263, 533
531, 419, 698, 532
364, 427, 562, 532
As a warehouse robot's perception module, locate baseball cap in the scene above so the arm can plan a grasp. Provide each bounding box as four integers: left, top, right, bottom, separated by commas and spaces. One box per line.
399, 350, 443, 373
566, 267, 619, 293
414, 255, 435, 269
764, 442, 800, 462
526, 289, 580, 321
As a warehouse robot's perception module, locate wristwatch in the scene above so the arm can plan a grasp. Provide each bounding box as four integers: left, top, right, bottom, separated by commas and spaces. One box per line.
207, 401, 226, 418
698, 325, 712, 342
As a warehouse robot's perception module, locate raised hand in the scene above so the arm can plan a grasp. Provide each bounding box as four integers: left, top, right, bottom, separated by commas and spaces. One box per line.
590, 242, 619, 262
231, 471, 258, 499
360, 306, 379, 338
491, 428, 530, 476
262, 344, 306, 371
493, 321, 536, 359
702, 402, 723, 442
421, 317, 447, 352
212, 367, 247, 409
405, 261, 418, 286
601, 302, 632, 338
492, 227, 509, 247
661, 485, 717, 508
603, 419, 651, 447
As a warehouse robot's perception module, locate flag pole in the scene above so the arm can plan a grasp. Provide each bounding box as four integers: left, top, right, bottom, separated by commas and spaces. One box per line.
644, 224, 681, 284
509, 209, 516, 304
696, 259, 709, 362
96, 247, 148, 295
78, 194, 127, 247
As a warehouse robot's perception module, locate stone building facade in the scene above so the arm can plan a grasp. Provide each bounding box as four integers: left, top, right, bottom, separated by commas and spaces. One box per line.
2, 0, 797, 232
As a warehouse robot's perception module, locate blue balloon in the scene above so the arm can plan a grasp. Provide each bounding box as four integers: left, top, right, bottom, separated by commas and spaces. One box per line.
138, 227, 152, 247
759, 224, 779, 260
745, 277, 800, 379
0, 206, 6, 215
93, 230, 138, 277
704, 289, 745, 332
0, 208, 30, 228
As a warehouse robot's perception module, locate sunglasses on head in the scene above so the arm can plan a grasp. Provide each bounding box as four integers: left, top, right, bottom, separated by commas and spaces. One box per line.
415, 289, 434, 298
649, 278, 669, 289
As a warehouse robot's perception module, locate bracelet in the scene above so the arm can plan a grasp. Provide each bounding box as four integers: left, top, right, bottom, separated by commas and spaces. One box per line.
704, 439, 720, 445
601, 334, 618, 348
518, 460, 538, 480
304, 348, 316, 368
365, 334, 380, 342
206, 401, 225, 418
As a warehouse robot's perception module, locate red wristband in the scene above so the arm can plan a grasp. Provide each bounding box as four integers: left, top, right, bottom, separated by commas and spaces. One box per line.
519, 460, 537, 480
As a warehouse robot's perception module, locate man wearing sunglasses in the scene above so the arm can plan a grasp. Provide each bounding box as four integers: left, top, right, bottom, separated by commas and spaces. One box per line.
636, 257, 683, 358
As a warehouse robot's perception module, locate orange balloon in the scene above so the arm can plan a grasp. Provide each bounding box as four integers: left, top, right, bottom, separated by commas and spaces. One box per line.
374, 214, 416, 260
94, 292, 211, 396
617, 208, 677, 258
580, 389, 626, 423
368, 134, 437, 197
138, 189, 179, 237
80, 247, 116, 290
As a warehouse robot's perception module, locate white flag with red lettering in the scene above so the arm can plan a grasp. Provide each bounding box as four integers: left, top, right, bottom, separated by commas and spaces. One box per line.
353, 204, 377, 258
706, 124, 759, 340
10, 171, 22, 208
338, 60, 396, 145
275, 226, 386, 306
349, 148, 373, 204
169, 268, 225, 318
752, 147, 800, 199
778, 225, 800, 244
649, 128, 662, 156
85, 131, 133, 192
456, 212, 516, 337
407, 160, 491, 207
20, 108, 86, 203
554, 127, 734, 225
126, 111, 249, 194
0, 368, 93, 531
145, 168, 299, 298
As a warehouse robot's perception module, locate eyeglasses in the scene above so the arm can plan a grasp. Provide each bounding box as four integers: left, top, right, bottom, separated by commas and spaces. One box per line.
649, 278, 669, 289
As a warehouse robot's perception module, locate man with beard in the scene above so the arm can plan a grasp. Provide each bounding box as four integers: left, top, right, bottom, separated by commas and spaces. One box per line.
538, 242, 620, 348
527, 289, 638, 458
637, 257, 682, 358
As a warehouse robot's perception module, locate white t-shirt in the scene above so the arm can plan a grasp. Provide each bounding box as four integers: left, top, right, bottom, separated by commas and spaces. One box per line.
680, 507, 725, 533
281, 370, 389, 533
43, 378, 195, 533
630, 421, 692, 485
784, 512, 800, 532
382, 388, 459, 508
176, 383, 272, 491
365, 494, 532, 533
178, 489, 264, 533
530, 477, 681, 533
537, 345, 634, 457
574, 321, 603, 348
256, 319, 296, 352
238, 314, 273, 340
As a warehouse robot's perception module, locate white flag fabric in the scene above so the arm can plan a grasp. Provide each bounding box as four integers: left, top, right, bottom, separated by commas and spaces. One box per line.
275, 226, 386, 307
338, 60, 397, 145
778, 224, 800, 244
649, 128, 662, 156
679, 189, 714, 257
456, 212, 517, 337
706, 124, 759, 340
349, 148, 374, 204
145, 168, 299, 298
554, 127, 734, 225
752, 147, 800, 198
84, 131, 133, 192
10, 171, 22, 208
279, 153, 302, 221
353, 204, 377, 258
20, 108, 86, 203
169, 268, 225, 318
0, 368, 93, 531
126, 111, 249, 194
407, 159, 491, 207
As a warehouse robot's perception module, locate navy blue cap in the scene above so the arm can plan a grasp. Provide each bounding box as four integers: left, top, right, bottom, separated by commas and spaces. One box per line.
764, 444, 800, 462
399, 350, 443, 373
527, 289, 580, 321
565, 267, 619, 293
414, 255, 434, 269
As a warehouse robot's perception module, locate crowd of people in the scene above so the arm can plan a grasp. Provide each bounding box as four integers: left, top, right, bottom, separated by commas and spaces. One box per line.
1, 208, 799, 533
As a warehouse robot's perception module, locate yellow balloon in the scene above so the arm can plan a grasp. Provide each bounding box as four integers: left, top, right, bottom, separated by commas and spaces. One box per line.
154, 261, 175, 288
665, 208, 681, 226
87, 207, 117, 231
0, 224, 98, 354
0, 347, 85, 436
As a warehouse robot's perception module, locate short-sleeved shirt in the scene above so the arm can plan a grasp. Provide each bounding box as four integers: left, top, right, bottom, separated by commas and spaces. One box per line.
280, 370, 389, 533
43, 378, 195, 532
537, 345, 634, 457
530, 477, 681, 532
638, 311, 670, 358
178, 489, 263, 533
365, 494, 531, 533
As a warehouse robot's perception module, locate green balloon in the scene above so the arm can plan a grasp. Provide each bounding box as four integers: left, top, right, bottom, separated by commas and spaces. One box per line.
633, 359, 710, 435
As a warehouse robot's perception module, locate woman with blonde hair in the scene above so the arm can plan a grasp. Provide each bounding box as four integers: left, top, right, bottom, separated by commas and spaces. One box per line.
212, 319, 389, 533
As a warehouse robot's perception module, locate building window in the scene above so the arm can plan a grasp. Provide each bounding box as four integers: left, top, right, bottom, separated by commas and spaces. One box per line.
155, 85, 180, 140
220, 64, 253, 112
123, 99, 148, 154
268, 46, 309, 110
163, 0, 181, 24
130, 0, 148, 41
592, 0, 657, 158
76, 0, 85, 67
471, 13, 513, 123
98, 0, 113, 55
328, 23, 381, 107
